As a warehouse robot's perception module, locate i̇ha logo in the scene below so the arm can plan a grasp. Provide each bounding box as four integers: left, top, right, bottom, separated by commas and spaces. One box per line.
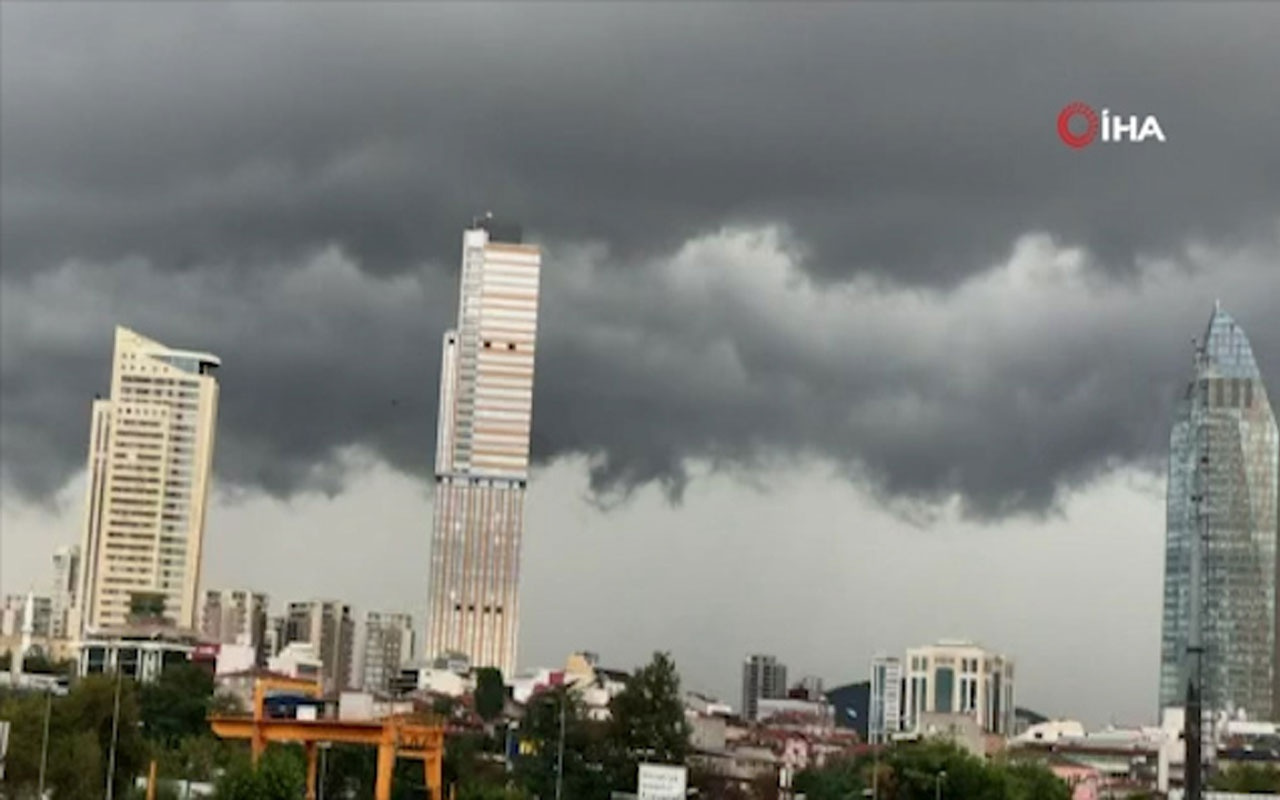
1057, 101, 1166, 149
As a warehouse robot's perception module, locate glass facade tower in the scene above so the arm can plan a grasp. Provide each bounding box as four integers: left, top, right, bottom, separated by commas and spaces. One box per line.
1159, 305, 1279, 721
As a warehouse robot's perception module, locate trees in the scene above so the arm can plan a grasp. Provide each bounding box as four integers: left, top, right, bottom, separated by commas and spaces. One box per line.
0, 689, 47, 795
7, 651, 76, 677
156, 734, 224, 784
791, 754, 864, 799
606, 651, 692, 792
1001, 759, 1074, 799
794, 742, 1071, 800
515, 686, 610, 800
213, 746, 305, 800
0, 675, 148, 799
64, 673, 149, 799
140, 661, 215, 744
475, 668, 507, 723
1211, 762, 1280, 792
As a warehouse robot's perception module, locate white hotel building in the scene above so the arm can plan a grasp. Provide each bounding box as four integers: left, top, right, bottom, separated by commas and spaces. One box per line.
901, 640, 1016, 736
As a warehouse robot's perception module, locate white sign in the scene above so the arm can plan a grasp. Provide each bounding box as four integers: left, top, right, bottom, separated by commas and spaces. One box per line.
638, 763, 687, 800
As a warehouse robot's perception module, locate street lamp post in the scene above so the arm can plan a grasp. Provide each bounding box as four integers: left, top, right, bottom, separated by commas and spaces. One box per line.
37, 686, 52, 797
849, 707, 885, 800
105, 663, 124, 800
555, 689, 566, 800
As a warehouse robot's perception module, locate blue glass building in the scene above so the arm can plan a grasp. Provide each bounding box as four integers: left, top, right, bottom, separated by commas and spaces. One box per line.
1159, 305, 1279, 721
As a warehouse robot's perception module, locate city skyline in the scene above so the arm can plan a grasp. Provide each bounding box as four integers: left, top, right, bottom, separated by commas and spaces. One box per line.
3, 2, 1280, 729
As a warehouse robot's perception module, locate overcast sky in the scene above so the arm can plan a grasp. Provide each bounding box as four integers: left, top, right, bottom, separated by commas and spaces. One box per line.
2, 2, 1279, 727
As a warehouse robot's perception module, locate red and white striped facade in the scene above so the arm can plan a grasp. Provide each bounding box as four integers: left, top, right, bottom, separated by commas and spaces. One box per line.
426, 223, 541, 675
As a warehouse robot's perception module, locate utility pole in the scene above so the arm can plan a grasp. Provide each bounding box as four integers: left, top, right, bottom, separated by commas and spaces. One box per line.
105, 663, 124, 800
870, 741, 880, 800
555, 690, 566, 800
37, 685, 52, 797
1185, 339, 1210, 800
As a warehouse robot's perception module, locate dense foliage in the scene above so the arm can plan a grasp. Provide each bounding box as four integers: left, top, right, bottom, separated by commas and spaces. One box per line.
606, 651, 691, 789
212, 746, 306, 800
1210, 762, 1280, 792
475, 667, 507, 722
793, 742, 1071, 800
0, 675, 146, 799
0, 651, 696, 799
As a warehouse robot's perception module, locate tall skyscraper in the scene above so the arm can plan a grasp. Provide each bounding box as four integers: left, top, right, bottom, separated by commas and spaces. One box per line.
425, 216, 542, 677
1159, 305, 1279, 721
741, 654, 788, 721
361, 612, 415, 695
50, 545, 80, 639
73, 327, 221, 636
201, 589, 270, 663
285, 600, 355, 692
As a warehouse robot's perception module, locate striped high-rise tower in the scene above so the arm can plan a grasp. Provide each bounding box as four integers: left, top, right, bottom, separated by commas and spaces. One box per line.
425, 215, 541, 676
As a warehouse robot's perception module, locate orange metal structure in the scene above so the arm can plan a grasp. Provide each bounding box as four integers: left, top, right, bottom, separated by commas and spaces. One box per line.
209, 674, 445, 800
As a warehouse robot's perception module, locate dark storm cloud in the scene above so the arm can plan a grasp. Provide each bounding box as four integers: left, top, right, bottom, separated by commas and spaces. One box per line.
5, 3, 1279, 284
0, 252, 451, 502
2, 3, 1279, 516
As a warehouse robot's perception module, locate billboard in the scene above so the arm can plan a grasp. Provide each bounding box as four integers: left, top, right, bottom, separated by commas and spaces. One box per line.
638, 763, 687, 800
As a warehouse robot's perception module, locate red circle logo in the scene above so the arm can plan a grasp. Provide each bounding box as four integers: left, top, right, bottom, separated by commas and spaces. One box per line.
1057, 102, 1099, 149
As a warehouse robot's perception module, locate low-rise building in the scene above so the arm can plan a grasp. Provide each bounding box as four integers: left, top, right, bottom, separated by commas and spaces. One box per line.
213, 642, 258, 676
514, 651, 629, 721
268, 641, 324, 684
510, 667, 564, 704
686, 691, 734, 718
78, 624, 202, 683
1008, 714, 1180, 797
911, 711, 987, 758
337, 690, 415, 721
398, 665, 473, 698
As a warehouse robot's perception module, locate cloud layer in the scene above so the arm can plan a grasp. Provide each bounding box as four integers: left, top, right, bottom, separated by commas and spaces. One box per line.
2, 2, 1278, 518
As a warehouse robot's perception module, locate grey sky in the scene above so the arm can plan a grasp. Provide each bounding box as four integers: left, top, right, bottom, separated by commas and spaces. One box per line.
1, 2, 1278, 725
